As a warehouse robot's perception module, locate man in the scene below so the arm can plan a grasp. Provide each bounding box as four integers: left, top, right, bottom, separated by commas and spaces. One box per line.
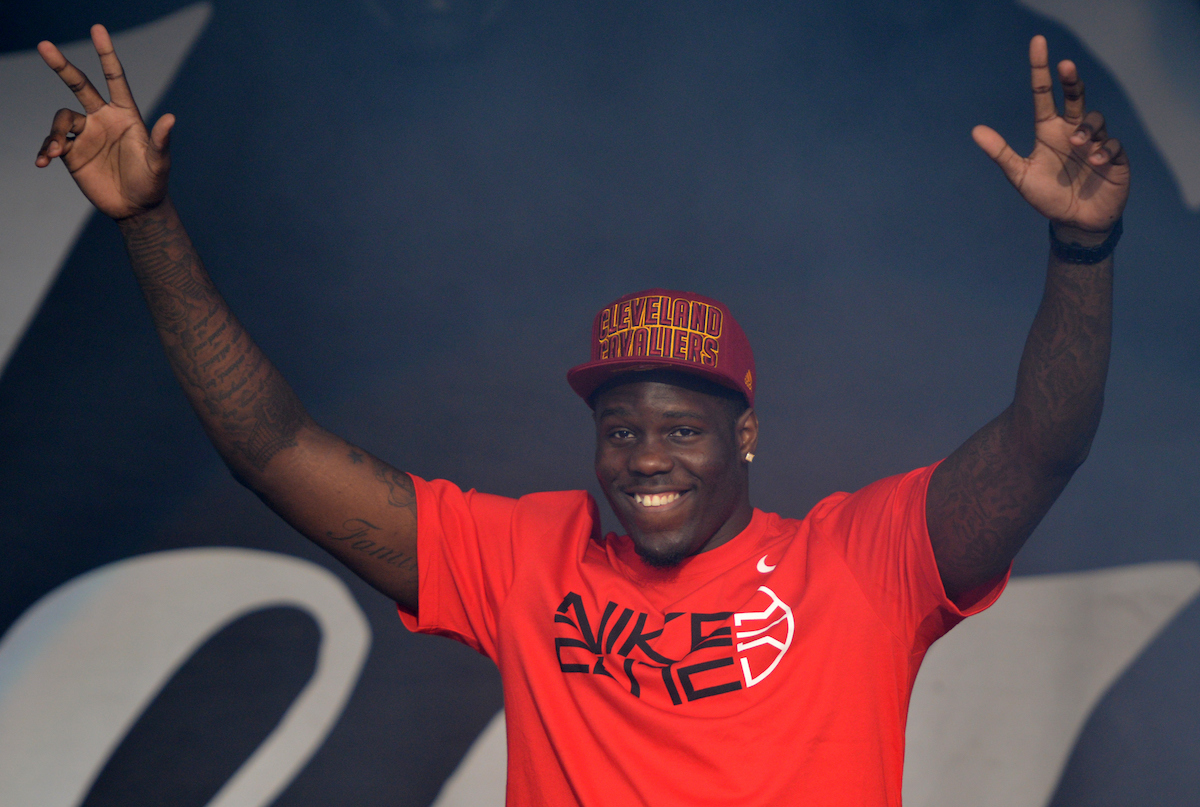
35, 24, 1127, 806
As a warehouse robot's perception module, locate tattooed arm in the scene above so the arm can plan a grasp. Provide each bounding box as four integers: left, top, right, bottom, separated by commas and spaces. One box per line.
926, 239, 1113, 603
36, 27, 420, 610
925, 37, 1129, 603
118, 202, 420, 607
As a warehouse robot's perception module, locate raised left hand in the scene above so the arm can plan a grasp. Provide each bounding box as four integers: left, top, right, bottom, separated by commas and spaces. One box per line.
973, 35, 1129, 236
35, 25, 173, 221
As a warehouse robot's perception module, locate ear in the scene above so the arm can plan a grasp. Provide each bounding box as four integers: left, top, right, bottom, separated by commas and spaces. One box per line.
735, 408, 759, 462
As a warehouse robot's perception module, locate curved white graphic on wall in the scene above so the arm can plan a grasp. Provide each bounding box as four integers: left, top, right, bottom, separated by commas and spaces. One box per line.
0, 548, 372, 807
904, 561, 1200, 807
0, 2, 212, 372
431, 708, 508, 807
427, 563, 1200, 807
1019, 0, 1200, 210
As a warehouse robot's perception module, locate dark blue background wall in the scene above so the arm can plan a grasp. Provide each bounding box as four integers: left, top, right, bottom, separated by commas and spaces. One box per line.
2, 2, 1197, 805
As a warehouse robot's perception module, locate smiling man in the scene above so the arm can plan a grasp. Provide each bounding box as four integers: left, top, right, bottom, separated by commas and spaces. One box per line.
35, 25, 1127, 807
590, 370, 755, 569
583, 330, 759, 569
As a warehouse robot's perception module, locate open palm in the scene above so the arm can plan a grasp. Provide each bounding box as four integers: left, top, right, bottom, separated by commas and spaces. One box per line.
973, 36, 1129, 234
35, 25, 174, 221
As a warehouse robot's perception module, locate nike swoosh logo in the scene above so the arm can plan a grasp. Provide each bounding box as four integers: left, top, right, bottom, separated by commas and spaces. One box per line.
757, 556, 776, 574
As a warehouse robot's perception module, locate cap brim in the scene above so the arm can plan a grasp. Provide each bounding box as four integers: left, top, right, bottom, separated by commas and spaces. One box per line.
567, 357, 748, 405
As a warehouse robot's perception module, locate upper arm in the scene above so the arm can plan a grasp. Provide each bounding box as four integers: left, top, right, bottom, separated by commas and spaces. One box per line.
925, 406, 1076, 604
248, 424, 421, 612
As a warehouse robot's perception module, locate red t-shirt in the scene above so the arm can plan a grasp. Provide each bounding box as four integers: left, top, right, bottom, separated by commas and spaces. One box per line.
399, 464, 1006, 806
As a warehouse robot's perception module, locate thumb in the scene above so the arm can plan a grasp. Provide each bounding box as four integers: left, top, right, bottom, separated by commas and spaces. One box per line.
972, 124, 1024, 185
149, 113, 175, 155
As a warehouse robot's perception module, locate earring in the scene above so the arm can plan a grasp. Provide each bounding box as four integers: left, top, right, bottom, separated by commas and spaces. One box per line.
744, 453, 755, 463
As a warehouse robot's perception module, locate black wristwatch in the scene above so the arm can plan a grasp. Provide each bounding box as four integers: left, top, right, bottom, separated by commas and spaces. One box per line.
1049, 218, 1122, 264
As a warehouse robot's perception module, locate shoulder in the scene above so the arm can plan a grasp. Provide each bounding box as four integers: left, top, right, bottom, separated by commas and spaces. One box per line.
410, 476, 597, 532
512, 489, 601, 534
413, 476, 593, 511
517, 489, 596, 509
806, 463, 940, 523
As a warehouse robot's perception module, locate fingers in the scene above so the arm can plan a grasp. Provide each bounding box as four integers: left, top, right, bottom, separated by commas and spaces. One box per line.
145, 114, 176, 179
149, 114, 176, 154
1033, 37, 1122, 167
1090, 137, 1127, 166
37, 40, 106, 114
1044, 47, 1124, 167
1067, 110, 1112, 164
1058, 60, 1085, 123
1029, 35, 1056, 123
1084, 133, 1128, 165
1070, 110, 1105, 144
972, 125, 1025, 185
90, 24, 137, 109
35, 108, 87, 167
1063, 110, 1126, 166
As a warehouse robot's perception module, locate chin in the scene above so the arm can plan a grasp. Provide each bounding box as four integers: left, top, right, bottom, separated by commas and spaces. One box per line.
632, 536, 693, 569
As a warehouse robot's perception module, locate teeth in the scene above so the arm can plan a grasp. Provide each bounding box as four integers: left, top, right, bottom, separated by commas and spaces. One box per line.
633, 492, 681, 507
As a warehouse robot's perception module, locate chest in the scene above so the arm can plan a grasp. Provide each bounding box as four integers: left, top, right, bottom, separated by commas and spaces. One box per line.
497, 534, 910, 715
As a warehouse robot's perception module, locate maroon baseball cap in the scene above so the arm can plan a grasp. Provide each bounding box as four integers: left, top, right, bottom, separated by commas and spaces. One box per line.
567, 288, 756, 407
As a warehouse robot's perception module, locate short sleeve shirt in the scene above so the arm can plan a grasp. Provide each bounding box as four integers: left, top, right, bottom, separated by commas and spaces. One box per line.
399, 464, 1006, 806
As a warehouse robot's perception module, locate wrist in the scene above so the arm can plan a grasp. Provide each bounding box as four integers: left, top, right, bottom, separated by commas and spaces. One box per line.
1049, 220, 1115, 247
1049, 218, 1122, 264
116, 196, 174, 233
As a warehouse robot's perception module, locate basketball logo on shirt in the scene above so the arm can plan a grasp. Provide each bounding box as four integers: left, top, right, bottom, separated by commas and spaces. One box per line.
553, 585, 793, 705
733, 585, 794, 687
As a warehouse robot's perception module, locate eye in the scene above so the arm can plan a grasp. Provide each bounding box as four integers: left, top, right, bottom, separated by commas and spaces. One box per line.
671, 426, 700, 438
608, 428, 635, 441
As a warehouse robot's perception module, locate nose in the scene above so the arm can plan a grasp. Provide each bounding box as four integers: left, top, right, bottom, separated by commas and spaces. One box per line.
628, 436, 673, 476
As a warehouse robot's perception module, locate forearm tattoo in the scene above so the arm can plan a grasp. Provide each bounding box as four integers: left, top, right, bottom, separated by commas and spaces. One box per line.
120, 205, 309, 471
1012, 263, 1110, 460
929, 255, 1112, 597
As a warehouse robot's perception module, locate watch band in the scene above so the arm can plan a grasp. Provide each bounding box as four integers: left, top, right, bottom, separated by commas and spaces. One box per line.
1049, 218, 1122, 264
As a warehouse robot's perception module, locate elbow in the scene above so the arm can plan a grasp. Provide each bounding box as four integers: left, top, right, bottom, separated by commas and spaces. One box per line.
1031, 429, 1096, 480
227, 463, 279, 511
226, 461, 272, 503
1058, 438, 1093, 475
228, 463, 255, 491
1010, 398, 1104, 477
221, 451, 267, 494
1054, 400, 1105, 473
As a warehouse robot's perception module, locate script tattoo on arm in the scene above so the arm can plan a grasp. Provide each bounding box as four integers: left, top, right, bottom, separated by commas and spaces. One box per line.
119, 200, 310, 473
325, 518, 417, 572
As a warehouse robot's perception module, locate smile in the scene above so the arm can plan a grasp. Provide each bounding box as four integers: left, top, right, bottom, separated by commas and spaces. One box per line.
632, 491, 682, 508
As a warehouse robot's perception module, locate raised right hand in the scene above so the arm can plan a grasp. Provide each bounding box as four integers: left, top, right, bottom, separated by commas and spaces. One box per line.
971, 35, 1129, 236
35, 24, 173, 221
